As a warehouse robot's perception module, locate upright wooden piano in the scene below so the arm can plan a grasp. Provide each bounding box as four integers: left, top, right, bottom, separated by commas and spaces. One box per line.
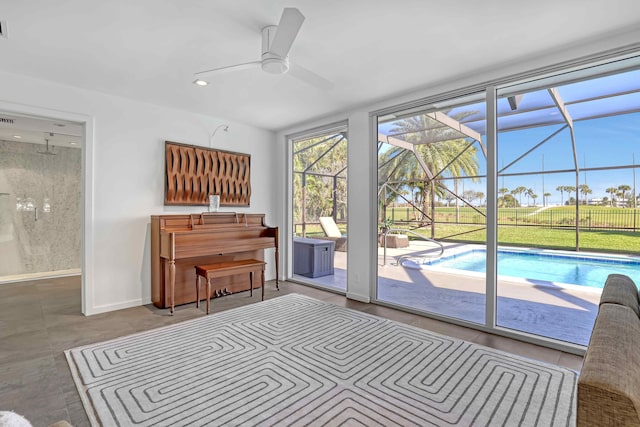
151, 212, 278, 312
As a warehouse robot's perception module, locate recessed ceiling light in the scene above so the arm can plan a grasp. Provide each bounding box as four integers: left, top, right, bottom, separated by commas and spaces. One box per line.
69, 142, 77, 145
13, 135, 21, 139
193, 79, 208, 87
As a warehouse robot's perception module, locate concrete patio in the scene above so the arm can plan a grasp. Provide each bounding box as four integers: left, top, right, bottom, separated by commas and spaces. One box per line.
293, 241, 602, 346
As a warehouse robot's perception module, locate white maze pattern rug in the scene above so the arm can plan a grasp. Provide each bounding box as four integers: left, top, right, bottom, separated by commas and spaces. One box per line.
66, 294, 576, 426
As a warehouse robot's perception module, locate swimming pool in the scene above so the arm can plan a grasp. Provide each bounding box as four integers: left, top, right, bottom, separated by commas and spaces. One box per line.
422, 249, 640, 288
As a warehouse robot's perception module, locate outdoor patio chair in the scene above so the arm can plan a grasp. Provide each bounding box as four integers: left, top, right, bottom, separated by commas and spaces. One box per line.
319, 216, 347, 251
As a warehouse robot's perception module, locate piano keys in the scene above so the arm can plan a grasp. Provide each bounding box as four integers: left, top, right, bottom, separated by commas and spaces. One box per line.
150, 212, 279, 313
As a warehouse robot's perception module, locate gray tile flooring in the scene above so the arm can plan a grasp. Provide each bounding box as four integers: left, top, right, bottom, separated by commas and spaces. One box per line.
298, 246, 602, 345
0, 276, 584, 426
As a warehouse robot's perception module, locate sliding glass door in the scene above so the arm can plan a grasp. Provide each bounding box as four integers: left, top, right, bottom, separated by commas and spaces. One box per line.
372, 55, 640, 349
291, 126, 348, 291
376, 93, 487, 323
495, 66, 640, 345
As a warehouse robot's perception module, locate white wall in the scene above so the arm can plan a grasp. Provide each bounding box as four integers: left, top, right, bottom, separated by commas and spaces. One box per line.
0, 70, 276, 314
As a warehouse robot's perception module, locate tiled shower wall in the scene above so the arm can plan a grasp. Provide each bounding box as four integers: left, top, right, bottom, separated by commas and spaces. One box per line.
0, 139, 81, 277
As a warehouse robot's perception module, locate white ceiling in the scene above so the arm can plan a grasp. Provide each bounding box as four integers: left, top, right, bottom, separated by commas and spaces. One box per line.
1, 0, 639, 131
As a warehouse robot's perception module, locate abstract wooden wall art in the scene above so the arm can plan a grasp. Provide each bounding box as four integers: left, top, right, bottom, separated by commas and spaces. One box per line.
164, 141, 251, 206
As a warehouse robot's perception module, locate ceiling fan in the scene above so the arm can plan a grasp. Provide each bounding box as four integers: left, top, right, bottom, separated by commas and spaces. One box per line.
193, 8, 331, 89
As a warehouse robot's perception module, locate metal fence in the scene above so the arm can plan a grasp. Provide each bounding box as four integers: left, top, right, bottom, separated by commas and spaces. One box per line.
387, 207, 640, 231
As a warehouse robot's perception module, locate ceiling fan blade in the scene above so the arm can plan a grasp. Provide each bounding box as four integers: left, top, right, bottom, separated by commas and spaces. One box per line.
269, 8, 305, 58
194, 61, 261, 78
289, 62, 333, 90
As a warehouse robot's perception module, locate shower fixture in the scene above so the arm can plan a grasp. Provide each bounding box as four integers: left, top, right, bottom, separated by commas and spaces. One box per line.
37, 132, 56, 155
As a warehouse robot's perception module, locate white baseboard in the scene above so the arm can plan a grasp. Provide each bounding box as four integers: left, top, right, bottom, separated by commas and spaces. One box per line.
347, 292, 370, 303
86, 298, 143, 316
0, 269, 81, 284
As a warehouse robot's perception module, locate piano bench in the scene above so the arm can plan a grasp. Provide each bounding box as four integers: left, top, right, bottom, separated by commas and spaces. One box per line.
194, 259, 266, 314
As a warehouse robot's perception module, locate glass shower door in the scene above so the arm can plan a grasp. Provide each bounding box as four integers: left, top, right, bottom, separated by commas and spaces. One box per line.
0, 137, 81, 280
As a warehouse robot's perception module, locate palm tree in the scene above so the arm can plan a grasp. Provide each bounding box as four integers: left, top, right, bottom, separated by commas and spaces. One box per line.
511, 186, 527, 207
618, 184, 631, 206
543, 192, 551, 207
498, 187, 509, 207
606, 187, 618, 206
379, 112, 480, 223
565, 186, 576, 205
556, 185, 566, 206
531, 193, 538, 206
525, 188, 535, 206
579, 184, 592, 205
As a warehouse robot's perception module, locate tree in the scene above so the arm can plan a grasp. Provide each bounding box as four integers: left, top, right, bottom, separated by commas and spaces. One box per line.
525, 188, 535, 206
293, 132, 348, 227
448, 193, 458, 207
618, 184, 631, 206
556, 185, 566, 206
605, 187, 618, 206
543, 192, 551, 207
463, 189, 477, 205
498, 194, 517, 208
579, 184, 592, 205
564, 186, 576, 205
379, 112, 480, 223
511, 186, 527, 206
531, 193, 538, 206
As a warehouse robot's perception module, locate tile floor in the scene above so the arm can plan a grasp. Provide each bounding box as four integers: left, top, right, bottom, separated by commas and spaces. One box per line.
0, 276, 583, 426
299, 244, 602, 345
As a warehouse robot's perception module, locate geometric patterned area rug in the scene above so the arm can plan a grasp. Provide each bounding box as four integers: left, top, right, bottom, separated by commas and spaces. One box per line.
65, 294, 576, 426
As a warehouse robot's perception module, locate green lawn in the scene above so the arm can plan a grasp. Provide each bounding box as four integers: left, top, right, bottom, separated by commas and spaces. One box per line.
425, 224, 640, 254
296, 208, 640, 254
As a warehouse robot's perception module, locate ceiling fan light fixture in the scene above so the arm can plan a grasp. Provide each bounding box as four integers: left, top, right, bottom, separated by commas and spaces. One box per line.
193, 79, 209, 86
261, 56, 289, 74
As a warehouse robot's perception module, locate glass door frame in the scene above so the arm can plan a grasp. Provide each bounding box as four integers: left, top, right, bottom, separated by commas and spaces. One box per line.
285, 120, 349, 294
371, 52, 640, 355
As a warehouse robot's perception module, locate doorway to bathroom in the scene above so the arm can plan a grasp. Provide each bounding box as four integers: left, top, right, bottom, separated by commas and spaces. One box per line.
0, 112, 83, 283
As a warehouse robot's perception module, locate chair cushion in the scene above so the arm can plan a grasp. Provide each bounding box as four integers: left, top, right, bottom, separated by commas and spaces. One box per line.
319, 217, 343, 238
600, 274, 640, 318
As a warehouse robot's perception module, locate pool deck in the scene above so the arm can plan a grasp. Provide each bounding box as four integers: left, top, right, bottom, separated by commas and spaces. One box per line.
294, 241, 603, 346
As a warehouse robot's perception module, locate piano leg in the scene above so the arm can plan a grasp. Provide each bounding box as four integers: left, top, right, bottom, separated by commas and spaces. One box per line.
195, 275, 200, 309
275, 248, 280, 290
206, 277, 211, 315
169, 260, 176, 315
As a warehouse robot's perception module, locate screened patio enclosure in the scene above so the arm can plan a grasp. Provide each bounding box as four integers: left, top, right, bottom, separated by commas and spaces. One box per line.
377, 67, 640, 252
293, 131, 347, 239
375, 63, 640, 347
292, 128, 348, 292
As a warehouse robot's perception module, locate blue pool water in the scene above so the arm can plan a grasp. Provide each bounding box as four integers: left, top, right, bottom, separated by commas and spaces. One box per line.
424, 249, 640, 288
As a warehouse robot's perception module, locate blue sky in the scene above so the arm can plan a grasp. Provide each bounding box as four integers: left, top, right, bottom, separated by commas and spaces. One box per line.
379, 113, 640, 205
378, 67, 640, 206
495, 112, 640, 204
